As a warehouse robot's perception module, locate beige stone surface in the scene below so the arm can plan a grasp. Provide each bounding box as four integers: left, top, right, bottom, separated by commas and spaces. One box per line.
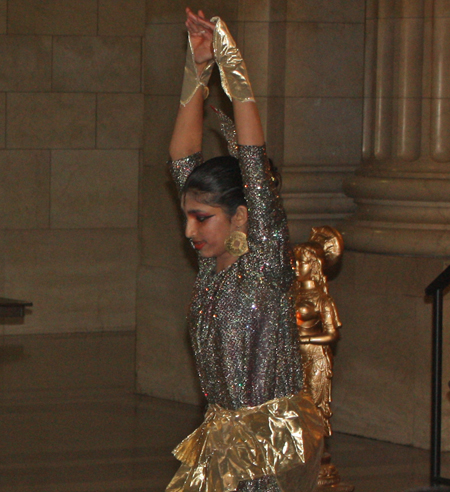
147, 1, 238, 24
286, 22, 364, 98
267, 23, 287, 98
266, 96, 285, 165
0, 151, 50, 229
284, 97, 363, 165
244, 22, 269, 98
53, 37, 142, 93
330, 251, 448, 448
99, 0, 146, 36
0, 36, 51, 91
136, 264, 201, 405
393, 17, 426, 100
144, 23, 185, 96
8, 0, 97, 35
51, 150, 139, 228
0, 332, 135, 392
238, 0, 271, 21
423, 17, 433, 99
287, 0, 365, 22
0, 93, 5, 148
140, 163, 193, 268
97, 94, 144, 149
7, 93, 96, 149
0, 226, 5, 290
0, 0, 6, 33
143, 95, 179, 164
431, 98, 450, 162
343, 2, 450, 258
334, 292, 417, 440
1, 229, 138, 335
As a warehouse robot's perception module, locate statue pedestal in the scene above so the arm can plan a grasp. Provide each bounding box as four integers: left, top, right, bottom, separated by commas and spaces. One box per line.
316, 452, 354, 492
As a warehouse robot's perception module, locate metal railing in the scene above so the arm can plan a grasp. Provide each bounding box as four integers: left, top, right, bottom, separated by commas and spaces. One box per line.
425, 265, 450, 486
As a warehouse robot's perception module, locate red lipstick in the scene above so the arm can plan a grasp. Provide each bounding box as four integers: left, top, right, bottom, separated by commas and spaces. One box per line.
193, 241, 206, 250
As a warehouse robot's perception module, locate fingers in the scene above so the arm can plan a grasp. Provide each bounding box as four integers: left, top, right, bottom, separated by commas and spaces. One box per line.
185, 7, 214, 35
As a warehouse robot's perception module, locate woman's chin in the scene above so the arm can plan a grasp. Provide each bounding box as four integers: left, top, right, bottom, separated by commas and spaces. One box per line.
198, 248, 212, 257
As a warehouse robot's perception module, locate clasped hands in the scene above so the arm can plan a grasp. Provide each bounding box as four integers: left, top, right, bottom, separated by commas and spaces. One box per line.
185, 8, 215, 68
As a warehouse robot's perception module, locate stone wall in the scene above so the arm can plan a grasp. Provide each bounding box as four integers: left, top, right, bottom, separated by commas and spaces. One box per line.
0, 0, 144, 395
330, 251, 450, 449
0, 0, 143, 336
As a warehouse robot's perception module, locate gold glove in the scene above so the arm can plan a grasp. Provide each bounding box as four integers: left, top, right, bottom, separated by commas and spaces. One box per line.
180, 34, 215, 106
211, 17, 255, 103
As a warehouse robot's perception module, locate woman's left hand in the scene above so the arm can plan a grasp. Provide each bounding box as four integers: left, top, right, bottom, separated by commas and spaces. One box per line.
185, 8, 215, 66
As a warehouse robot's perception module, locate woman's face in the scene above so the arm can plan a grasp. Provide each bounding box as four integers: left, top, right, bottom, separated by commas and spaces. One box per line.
182, 192, 236, 266
295, 252, 313, 281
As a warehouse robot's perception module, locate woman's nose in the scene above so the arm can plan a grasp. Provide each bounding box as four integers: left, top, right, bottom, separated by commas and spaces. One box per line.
185, 219, 195, 239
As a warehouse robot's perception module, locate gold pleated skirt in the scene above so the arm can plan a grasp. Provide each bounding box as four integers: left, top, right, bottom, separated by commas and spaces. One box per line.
166, 390, 324, 492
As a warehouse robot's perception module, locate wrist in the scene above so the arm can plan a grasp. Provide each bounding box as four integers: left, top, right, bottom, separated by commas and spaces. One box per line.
180, 38, 214, 106
195, 61, 208, 76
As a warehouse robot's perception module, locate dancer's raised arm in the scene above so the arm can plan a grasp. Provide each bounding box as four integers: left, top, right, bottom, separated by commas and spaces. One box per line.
171, 9, 265, 153
169, 8, 215, 160
233, 99, 265, 147
211, 15, 265, 146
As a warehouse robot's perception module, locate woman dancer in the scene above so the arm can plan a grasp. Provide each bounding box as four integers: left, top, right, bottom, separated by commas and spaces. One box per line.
166, 9, 323, 492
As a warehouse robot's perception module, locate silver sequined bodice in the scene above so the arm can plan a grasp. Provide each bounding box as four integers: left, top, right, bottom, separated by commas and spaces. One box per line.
170, 145, 303, 411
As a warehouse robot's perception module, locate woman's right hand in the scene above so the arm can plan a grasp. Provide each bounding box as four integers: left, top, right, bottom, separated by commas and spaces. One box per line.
185, 8, 214, 67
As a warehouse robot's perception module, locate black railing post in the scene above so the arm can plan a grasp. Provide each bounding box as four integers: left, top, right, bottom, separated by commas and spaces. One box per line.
426, 264, 450, 487
431, 288, 443, 483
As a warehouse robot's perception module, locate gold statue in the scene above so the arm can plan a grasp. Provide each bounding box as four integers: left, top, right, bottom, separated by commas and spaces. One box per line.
293, 226, 354, 492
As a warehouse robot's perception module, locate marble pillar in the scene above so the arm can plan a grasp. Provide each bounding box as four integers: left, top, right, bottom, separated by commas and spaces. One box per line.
341, 0, 450, 256
331, 0, 450, 451
281, 2, 365, 243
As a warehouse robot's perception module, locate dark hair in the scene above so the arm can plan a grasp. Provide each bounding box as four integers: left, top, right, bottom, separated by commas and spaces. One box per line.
182, 155, 282, 217
182, 156, 246, 217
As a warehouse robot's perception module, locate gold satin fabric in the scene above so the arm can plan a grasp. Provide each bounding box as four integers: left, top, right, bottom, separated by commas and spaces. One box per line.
166, 391, 324, 492
180, 35, 214, 106
211, 17, 255, 103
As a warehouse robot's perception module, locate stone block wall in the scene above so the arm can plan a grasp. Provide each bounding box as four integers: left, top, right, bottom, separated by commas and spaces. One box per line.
0, 0, 145, 395
330, 252, 450, 450
0, 0, 144, 336
281, 0, 364, 241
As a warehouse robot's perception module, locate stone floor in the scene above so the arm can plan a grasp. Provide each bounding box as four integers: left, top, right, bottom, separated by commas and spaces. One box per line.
1, 388, 449, 492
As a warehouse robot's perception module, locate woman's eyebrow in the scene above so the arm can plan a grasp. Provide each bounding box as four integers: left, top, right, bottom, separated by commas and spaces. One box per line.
186, 209, 213, 215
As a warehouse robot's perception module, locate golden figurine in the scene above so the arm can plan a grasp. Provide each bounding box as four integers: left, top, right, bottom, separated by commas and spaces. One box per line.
293, 226, 354, 492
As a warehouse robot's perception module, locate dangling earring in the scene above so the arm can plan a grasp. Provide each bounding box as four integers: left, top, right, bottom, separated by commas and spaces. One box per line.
224, 231, 249, 257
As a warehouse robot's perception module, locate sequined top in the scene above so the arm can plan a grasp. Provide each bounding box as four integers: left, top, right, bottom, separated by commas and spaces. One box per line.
170, 145, 303, 411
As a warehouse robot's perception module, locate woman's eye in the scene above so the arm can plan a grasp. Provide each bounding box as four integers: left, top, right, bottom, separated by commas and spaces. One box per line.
196, 215, 213, 223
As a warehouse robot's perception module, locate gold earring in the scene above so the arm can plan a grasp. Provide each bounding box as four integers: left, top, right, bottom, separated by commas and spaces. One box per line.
224, 231, 249, 257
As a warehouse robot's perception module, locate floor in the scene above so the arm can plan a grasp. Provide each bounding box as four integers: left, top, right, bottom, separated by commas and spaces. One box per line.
1, 388, 450, 492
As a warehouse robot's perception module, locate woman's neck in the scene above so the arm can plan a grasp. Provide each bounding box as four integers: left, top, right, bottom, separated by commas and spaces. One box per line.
297, 279, 316, 290
215, 254, 238, 273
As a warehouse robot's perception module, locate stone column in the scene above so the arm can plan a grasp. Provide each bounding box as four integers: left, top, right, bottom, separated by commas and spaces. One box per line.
280, 2, 365, 243
341, 0, 450, 256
